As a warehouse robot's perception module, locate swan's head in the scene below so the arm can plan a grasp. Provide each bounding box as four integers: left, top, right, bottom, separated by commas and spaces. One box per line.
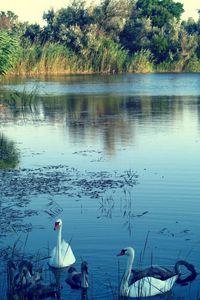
117, 247, 135, 257
54, 219, 62, 230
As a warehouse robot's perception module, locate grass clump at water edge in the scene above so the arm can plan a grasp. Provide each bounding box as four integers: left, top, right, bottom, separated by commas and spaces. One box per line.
0, 134, 19, 169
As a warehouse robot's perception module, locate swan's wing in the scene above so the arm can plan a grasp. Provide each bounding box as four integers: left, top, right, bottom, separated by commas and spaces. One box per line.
131, 266, 176, 283
130, 275, 177, 297
61, 239, 76, 266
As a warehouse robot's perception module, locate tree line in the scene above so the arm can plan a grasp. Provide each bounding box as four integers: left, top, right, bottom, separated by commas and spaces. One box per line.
0, 0, 200, 75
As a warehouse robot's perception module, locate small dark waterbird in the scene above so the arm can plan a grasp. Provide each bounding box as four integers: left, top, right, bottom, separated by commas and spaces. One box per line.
117, 246, 197, 298
65, 261, 89, 289
13, 260, 42, 288
7, 259, 59, 299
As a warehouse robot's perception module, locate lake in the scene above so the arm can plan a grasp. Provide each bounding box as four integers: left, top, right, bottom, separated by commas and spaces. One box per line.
0, 73, 200, 299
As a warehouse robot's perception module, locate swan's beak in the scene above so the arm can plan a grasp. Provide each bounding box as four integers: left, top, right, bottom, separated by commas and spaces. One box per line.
117, 249, 126, 256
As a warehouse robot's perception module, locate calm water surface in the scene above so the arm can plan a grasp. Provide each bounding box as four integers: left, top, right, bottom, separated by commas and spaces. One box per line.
1, 73, 200, 299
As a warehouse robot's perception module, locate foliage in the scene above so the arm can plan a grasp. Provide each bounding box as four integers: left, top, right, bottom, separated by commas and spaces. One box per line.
42, 0, 93, 43
0, 10, 18, 31
120, 16, 152, 53
136, 0, 184, 27
13, 43, 76, 74
184, 55, 200, 72
0, 30, 21, 76
92, 0, 130, 40
83, 29, 128, 73
128, 50, 154, 72
22, 23, 42, 44
1, 0, 200, 74
57, 24, 86, 53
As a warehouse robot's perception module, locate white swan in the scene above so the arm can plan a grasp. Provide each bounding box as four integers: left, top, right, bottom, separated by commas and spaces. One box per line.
49, 219, 76, 268
117, 247, 178, 298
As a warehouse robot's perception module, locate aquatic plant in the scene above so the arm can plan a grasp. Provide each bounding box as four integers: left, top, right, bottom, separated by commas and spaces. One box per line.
3, 236, 60, 300
0, 134, 19, 169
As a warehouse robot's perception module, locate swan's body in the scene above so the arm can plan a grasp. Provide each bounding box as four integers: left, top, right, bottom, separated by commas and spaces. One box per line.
66, 261, 89, 289
118, 247, 178, 298
49, 219, 76, 268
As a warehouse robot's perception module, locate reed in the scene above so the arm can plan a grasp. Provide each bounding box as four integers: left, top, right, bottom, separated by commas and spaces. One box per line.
9, 38, 129, 75
155, 55, 200, 73
12, 43, 78, 75
184, 55, 200, 72
128, 50, 154, 73
83, 36, 128, 73
0, 31, 20, 76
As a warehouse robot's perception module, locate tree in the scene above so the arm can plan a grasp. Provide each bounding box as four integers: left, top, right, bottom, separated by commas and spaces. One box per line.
92, 0, 131, 39
42, 1, 93, 45
0, 10, 18, 31
120, 16, 152, 53
22, 23, 41, 43
56, 0, 92, 29
136, 0, 184, 28
182, 17, 198, 35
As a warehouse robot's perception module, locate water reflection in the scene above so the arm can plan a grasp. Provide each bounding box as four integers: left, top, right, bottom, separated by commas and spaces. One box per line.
1, 90, 200, 155
0, 133, 19, 169
1, 76, 200, 299
0, 89, 41, 121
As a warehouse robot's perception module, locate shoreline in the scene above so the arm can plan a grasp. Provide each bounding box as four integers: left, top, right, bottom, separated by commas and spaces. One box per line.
5, 70, 200, 78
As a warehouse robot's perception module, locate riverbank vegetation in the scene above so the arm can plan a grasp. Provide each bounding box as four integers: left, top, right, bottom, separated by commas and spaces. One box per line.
0, 0, 200, 75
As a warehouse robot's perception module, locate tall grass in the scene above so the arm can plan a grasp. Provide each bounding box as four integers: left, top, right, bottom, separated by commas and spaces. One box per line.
128, 50, 154, 73
9, 40, 200, 75
184, 55, 200, 72
12, 43, 79, 75
82, 35, 129, 73
0, 31, 20, 76
155, 55, 200, 73
10, 39, 129, 75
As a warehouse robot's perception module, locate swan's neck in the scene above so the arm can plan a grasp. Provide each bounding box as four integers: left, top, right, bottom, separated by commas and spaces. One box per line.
81, 271, 89, 288
120, 252, 134, 296
56, 226, 62, 266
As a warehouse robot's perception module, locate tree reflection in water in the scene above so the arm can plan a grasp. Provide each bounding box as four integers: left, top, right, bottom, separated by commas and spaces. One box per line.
2, 89, 200, 156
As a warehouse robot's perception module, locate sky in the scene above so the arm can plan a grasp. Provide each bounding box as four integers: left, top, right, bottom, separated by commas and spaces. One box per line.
0, 0, 199, 25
